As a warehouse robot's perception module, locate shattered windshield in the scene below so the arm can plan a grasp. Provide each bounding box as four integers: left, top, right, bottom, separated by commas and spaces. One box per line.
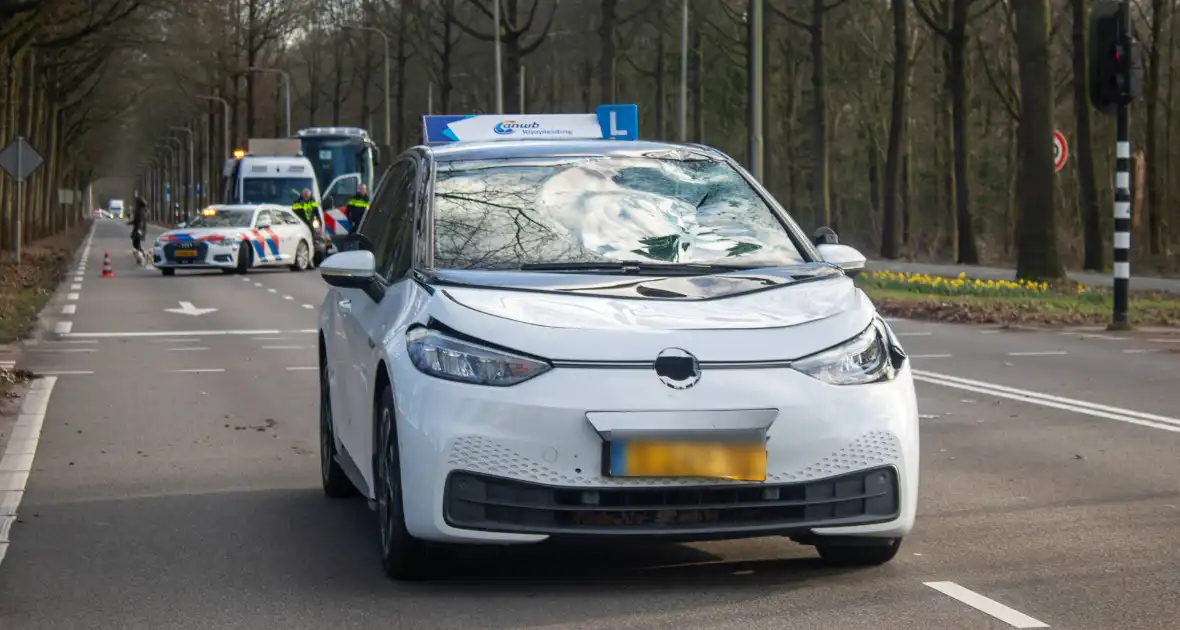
431, 156, 806, 270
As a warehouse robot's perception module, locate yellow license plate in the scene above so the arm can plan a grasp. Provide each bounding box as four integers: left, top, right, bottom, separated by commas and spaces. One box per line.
610, 440, 767, 481
173, 249, 197, 257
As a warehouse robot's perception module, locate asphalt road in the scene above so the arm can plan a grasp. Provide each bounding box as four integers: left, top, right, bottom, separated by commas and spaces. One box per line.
1, 219, 1179, 629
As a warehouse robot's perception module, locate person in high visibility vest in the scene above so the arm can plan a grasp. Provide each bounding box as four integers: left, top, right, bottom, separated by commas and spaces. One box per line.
292, 188, 319, 231
345, 183, 370, 234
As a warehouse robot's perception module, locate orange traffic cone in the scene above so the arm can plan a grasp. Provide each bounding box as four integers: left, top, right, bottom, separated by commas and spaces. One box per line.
101, 251, 115, 277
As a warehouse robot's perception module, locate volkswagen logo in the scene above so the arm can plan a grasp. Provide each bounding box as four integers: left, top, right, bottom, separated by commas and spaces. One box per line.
654, 348, 701, 389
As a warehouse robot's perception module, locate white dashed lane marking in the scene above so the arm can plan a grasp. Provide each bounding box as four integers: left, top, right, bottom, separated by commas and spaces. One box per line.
267, 288, 277, 293
924, 581, 1048, 627
283, 295, 293, 300
1006, 351, 1067, 356
66, 293, 78, 301
302, 304, 314, 309
61, 305, 75, 315
898, 331, 931, 336
53, 322, 72, 334
261, 345, 311, 350
167, 347, 208, 352
0, 377, 57, 567
170, 368, 225, 373
910, 354, 952, 359
285, 366, 316, 371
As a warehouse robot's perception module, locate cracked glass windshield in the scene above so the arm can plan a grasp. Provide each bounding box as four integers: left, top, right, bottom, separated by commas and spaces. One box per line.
432, 156, 805, 270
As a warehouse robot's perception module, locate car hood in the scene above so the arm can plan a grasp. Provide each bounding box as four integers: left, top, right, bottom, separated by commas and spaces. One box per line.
158, 227, 250, 242
420, 266, 876, 362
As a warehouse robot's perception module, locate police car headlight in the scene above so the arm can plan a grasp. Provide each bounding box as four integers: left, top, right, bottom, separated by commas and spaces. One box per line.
791, 319, 894, 385
312, 218, 321, 229
406, 328, 551, 386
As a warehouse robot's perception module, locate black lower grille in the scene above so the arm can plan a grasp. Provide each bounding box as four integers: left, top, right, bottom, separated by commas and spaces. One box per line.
443, 467, 899, 538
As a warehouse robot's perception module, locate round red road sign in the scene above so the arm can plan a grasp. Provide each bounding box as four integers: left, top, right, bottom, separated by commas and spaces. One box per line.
1054, 129, 1068, 172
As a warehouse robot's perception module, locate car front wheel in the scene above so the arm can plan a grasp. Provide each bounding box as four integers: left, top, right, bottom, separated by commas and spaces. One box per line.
814, 537, 902, 566
290, 240, 310, 271
375, 383, 433, 580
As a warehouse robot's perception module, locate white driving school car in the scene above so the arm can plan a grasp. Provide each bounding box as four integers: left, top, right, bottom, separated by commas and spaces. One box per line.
154, 204, 315, 275
316, 106, 920, 581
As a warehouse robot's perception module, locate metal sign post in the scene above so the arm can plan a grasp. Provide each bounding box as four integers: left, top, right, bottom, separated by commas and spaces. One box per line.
0, 137, 45, 264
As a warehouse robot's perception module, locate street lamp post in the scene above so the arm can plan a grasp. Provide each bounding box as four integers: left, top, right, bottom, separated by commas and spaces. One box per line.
248, 66, 291, 137
170, 126, 195, 221
680, 0, 689, 142
343, 23, 392, 149
155, 144, 175, 221
494, 0, 503, 113
196, 95, 231, 160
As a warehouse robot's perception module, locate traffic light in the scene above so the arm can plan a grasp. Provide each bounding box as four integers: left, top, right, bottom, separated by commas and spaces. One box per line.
1090, 0, 1142, 115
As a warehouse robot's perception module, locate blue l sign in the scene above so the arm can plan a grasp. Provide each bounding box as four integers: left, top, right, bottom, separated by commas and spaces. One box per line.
596, 104, 639, 140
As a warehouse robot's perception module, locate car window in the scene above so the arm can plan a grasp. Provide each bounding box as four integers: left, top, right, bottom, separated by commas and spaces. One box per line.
185, 209, 253, 228
241, 177, 315, 205
256, 210, 275, 226
278, 211, 301, 225
431, 156, 805, 269
358, 163, 401, 247
371, 160, 417, 282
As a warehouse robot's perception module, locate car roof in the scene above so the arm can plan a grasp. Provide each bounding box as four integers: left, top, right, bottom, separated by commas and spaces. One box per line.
205, 204, 291, 213
423, 139, 726, 163
239, 156, 313, 166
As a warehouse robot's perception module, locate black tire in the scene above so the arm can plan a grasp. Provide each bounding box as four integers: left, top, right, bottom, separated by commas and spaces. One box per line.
319, 354, 356, 499
375, 383, 434, 580
290, 240, 310, 271
815, 537, 903, 566
235, 242, 251, 274
160, 268, 175, 276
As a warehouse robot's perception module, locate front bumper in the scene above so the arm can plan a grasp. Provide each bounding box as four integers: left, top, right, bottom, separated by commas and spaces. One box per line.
154, 242, 240, 268
389, 356, 920, 545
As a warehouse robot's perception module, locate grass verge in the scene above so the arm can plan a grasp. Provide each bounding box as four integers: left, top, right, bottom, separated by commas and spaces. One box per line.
0, 221, 91, 344
857, 269, 1180, 327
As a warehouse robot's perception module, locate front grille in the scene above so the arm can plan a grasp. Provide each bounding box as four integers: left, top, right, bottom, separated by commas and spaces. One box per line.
444, 466, 899, 537
163, 242, 208, 262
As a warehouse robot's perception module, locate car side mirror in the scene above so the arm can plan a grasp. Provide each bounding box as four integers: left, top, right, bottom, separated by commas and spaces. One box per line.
320, 250, 384, 301
816, 243, 867, 278
175, 222, 187, 229
813, 226, 839, 246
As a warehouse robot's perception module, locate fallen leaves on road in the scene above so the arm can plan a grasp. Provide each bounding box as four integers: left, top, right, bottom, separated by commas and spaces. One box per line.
0, 222, 91, 344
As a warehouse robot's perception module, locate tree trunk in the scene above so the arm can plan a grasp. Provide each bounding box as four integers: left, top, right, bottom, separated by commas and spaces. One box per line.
948, 0, 978, 263
1072, 0, 1103, 270
881, 0, 907, 259
1013, 0, 1065, 280
809, 0, 830, 228
598, 0, 617, 104
1145, 0, 1165, 255
691, 13, 703, 143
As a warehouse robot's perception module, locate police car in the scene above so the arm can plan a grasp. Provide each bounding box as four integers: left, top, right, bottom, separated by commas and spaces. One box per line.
154, 204, 315, 275
315, 105, 920, 580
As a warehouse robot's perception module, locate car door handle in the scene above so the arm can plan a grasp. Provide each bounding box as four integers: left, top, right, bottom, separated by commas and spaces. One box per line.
337, 299, 351, 313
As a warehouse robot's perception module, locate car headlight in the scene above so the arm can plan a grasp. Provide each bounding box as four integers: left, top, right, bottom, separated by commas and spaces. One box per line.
791, 319, 895, 385
406, 327, 551, 386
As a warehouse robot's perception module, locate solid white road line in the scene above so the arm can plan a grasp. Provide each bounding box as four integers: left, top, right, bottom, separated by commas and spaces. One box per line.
898, 331, 932, 336
0, 376, 56, 567
61, 304, 75, 315
54, 322, 72, 334
910, 353, 952, 359
150, 338, 201, 343
1148, 338, 1180, 343
66, 293, 78, 300
285, 366, 317, 371
1123, 348, 1160, 354
37, 370, 93, 375
32, 348, 92, 353
253, 336, 288, 341
170, 368, 224, 373
924, 582, 1047, 628
1006, 351, 1067, 356
262, 345, 310, 350
167, 347, 207, 351
64, 329, 317, 338
914, 369, 1180, 432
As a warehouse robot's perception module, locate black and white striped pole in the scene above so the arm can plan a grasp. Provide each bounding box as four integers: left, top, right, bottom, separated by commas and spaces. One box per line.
1090, 0, 1141, 330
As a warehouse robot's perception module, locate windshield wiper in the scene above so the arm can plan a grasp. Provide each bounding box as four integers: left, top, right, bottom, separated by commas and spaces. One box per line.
517, 261, 754, 275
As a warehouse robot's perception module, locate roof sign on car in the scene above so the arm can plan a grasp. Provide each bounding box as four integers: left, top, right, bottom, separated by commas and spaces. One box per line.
422, 104, 639, 144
